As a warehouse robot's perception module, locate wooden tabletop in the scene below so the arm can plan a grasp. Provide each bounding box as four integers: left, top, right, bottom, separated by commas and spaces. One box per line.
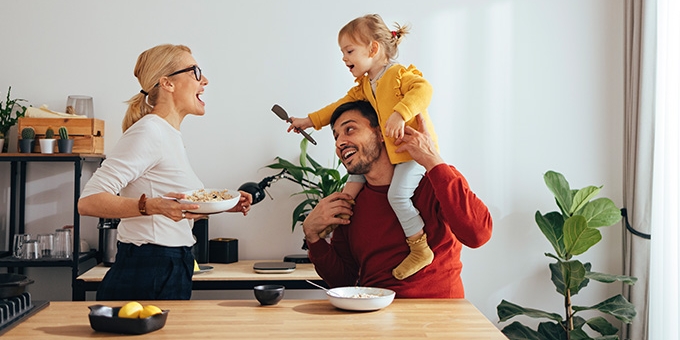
3, 299, 506, 339
77, 260, 322, 282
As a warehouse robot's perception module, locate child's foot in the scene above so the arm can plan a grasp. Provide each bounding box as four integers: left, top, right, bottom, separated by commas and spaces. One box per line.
392, 233, 434, 280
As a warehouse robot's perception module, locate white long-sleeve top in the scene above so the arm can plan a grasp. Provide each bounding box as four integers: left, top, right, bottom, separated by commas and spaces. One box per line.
81, 114, 203, 247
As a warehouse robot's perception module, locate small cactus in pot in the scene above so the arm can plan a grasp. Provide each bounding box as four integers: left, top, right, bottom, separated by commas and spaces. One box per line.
57, 126, 74, 153
21, 127, 35, 140
39, 127, 57, 154
19, 127, 35, 153
58, 126, 69, 140
45, 127, 55, 139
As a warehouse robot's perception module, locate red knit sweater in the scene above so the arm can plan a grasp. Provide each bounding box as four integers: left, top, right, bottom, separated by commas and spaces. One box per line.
308, 164, 493, 298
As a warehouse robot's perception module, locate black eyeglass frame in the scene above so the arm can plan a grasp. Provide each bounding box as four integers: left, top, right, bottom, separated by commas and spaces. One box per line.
153, 65, 202, 88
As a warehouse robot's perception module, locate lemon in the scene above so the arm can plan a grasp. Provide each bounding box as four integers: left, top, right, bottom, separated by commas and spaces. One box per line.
194, 259, 200, 271
139, 304, 163, 318
118, 301, 143, 318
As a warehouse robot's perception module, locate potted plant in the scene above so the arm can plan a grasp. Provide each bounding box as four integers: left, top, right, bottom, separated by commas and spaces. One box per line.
39, 127, 56, 154
19, 127, 35, 153
497, 170, 637, 340
264, 138, 349, 248
57, 126, 74, 153
0, 86, 28, 153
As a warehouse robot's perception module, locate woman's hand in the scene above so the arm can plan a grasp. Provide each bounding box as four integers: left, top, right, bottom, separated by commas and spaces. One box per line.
302, 192, 354, 244
226, 190, 252, 216
156, 193, 200, 221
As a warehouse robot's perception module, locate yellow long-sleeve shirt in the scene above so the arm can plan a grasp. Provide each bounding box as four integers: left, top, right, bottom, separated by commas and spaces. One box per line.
309, 64, 439, 165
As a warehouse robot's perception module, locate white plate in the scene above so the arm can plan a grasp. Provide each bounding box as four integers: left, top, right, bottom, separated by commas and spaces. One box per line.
179, 189, 240, 214
326, 287, 396, 311
194, 265, 213, 274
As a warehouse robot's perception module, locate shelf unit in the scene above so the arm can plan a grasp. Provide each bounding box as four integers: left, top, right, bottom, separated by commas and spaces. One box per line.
0, 153, 105, 300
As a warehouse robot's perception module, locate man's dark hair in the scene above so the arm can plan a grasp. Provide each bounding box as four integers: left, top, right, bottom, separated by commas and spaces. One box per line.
330, 101, 380, 128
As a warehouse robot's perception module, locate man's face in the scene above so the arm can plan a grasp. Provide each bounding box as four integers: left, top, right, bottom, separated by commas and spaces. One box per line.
332, 109, 383, 175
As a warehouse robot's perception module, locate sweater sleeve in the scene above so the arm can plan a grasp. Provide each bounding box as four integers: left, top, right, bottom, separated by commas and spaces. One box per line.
427, 164, 493, 248
392, 65, 433, 123
306, 229, 360, 287
308, 81, 367, 130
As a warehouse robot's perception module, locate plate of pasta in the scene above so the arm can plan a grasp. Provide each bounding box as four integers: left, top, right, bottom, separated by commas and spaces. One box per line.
179, 188, 240, 214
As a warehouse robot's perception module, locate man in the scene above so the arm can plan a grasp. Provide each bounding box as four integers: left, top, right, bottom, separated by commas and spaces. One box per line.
303, 101, 492, 298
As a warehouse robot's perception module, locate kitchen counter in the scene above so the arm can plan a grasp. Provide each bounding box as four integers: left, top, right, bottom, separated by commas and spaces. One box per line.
75, 260, 325, 300
2, 299, 506, 339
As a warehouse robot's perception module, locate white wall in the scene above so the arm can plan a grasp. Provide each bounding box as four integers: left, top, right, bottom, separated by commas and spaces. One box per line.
0, 0, 624, 329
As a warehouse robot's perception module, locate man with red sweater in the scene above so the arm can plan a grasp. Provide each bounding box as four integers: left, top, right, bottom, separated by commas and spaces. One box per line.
303, 101, 493, 298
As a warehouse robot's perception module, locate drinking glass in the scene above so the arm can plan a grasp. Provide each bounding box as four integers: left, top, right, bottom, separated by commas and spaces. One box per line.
38, 233, 54, 258
12, 234, 31, 258
54, 229, 73, 259
65, 95, 94, 118
22, 240, 40, 260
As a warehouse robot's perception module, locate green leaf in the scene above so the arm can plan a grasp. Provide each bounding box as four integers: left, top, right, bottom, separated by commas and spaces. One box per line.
586, 316, 619, 336
563, 215, 602, 256
585, 271, 637, 285
536, 211, 566, 258
579, 198, 622, 228
497, 300, 563, 323
549, 260, 589, 296
500, 321, 542, 340
572, 294, 637, 324
567, 328, 591, 340
571, 185, 601, 214
544, 171, 573, 215
536, 321, 566, 340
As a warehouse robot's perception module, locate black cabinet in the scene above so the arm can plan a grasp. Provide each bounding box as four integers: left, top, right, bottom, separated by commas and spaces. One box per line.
0, 153, 105, 300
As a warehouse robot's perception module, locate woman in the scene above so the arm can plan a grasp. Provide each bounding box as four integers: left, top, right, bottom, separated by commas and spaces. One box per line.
78, 44, 252, 300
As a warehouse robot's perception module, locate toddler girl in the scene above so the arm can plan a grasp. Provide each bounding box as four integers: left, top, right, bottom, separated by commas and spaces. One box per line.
289, 14, 439, 280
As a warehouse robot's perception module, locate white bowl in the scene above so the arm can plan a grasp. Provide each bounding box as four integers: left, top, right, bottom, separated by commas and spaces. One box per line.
179, 189, 240, 214
326, 287, 396, 311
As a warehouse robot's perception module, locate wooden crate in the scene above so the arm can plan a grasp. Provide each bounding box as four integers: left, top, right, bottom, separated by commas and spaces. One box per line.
17, 117, 105, 154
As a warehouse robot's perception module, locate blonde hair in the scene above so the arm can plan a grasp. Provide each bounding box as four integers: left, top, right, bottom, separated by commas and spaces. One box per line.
122, 44, 192, 132
338, 14, 410, 62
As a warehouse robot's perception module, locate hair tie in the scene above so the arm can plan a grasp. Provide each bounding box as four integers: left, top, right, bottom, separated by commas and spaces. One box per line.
140, 89, 148, 96
391, 31, 397, 38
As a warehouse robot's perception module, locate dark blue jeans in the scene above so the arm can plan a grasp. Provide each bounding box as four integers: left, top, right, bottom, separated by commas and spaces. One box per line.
96, 242, 194, 301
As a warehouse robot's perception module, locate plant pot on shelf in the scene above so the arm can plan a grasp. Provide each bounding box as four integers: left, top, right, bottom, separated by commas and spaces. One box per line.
19, 139, 34, 153
57, 139, 74, 153
0, 138, 4, 153
39, 139, 56, 154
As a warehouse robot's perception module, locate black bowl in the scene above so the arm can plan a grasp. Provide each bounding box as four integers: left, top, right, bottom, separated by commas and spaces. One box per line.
88, 305, 169, 335
253, 284, 285, 305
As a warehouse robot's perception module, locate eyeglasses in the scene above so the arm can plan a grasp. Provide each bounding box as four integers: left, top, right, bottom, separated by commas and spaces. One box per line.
153, 65, 202, 88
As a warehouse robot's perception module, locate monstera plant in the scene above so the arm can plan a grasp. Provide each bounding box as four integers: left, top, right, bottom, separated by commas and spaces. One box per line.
497, 170, 637, 340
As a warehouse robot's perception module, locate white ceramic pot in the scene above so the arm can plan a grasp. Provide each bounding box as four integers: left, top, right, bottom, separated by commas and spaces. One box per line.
39, 139, 56, 154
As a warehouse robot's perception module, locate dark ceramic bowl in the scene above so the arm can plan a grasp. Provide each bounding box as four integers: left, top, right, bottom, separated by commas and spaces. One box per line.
88, 305, 169, 335
253, 284, 285, 305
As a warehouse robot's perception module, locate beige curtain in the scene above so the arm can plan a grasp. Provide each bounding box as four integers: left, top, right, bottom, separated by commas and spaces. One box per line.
623, 0, 655, 339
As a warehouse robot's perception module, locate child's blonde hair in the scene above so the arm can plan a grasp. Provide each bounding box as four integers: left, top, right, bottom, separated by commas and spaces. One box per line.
338, 14, 410, 61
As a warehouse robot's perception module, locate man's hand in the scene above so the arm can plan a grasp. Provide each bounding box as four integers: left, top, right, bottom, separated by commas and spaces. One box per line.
302, 192, 355, 244
395, 114, 444, 171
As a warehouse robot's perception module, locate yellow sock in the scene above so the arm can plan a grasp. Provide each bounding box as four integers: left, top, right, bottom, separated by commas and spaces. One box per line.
392, 233, 434, 280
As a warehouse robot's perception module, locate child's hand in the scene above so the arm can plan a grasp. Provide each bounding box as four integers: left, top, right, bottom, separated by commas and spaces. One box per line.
287, 116, 313, 133
385, 112, 405, 139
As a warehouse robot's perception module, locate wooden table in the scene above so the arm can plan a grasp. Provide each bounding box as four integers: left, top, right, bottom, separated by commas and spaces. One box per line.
75, 260, 324, 300
2, 299, 507, 339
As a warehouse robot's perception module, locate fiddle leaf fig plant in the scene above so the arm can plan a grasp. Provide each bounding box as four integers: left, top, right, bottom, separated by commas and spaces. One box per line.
497, 170, 637, 340
265, 138, 348, 232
